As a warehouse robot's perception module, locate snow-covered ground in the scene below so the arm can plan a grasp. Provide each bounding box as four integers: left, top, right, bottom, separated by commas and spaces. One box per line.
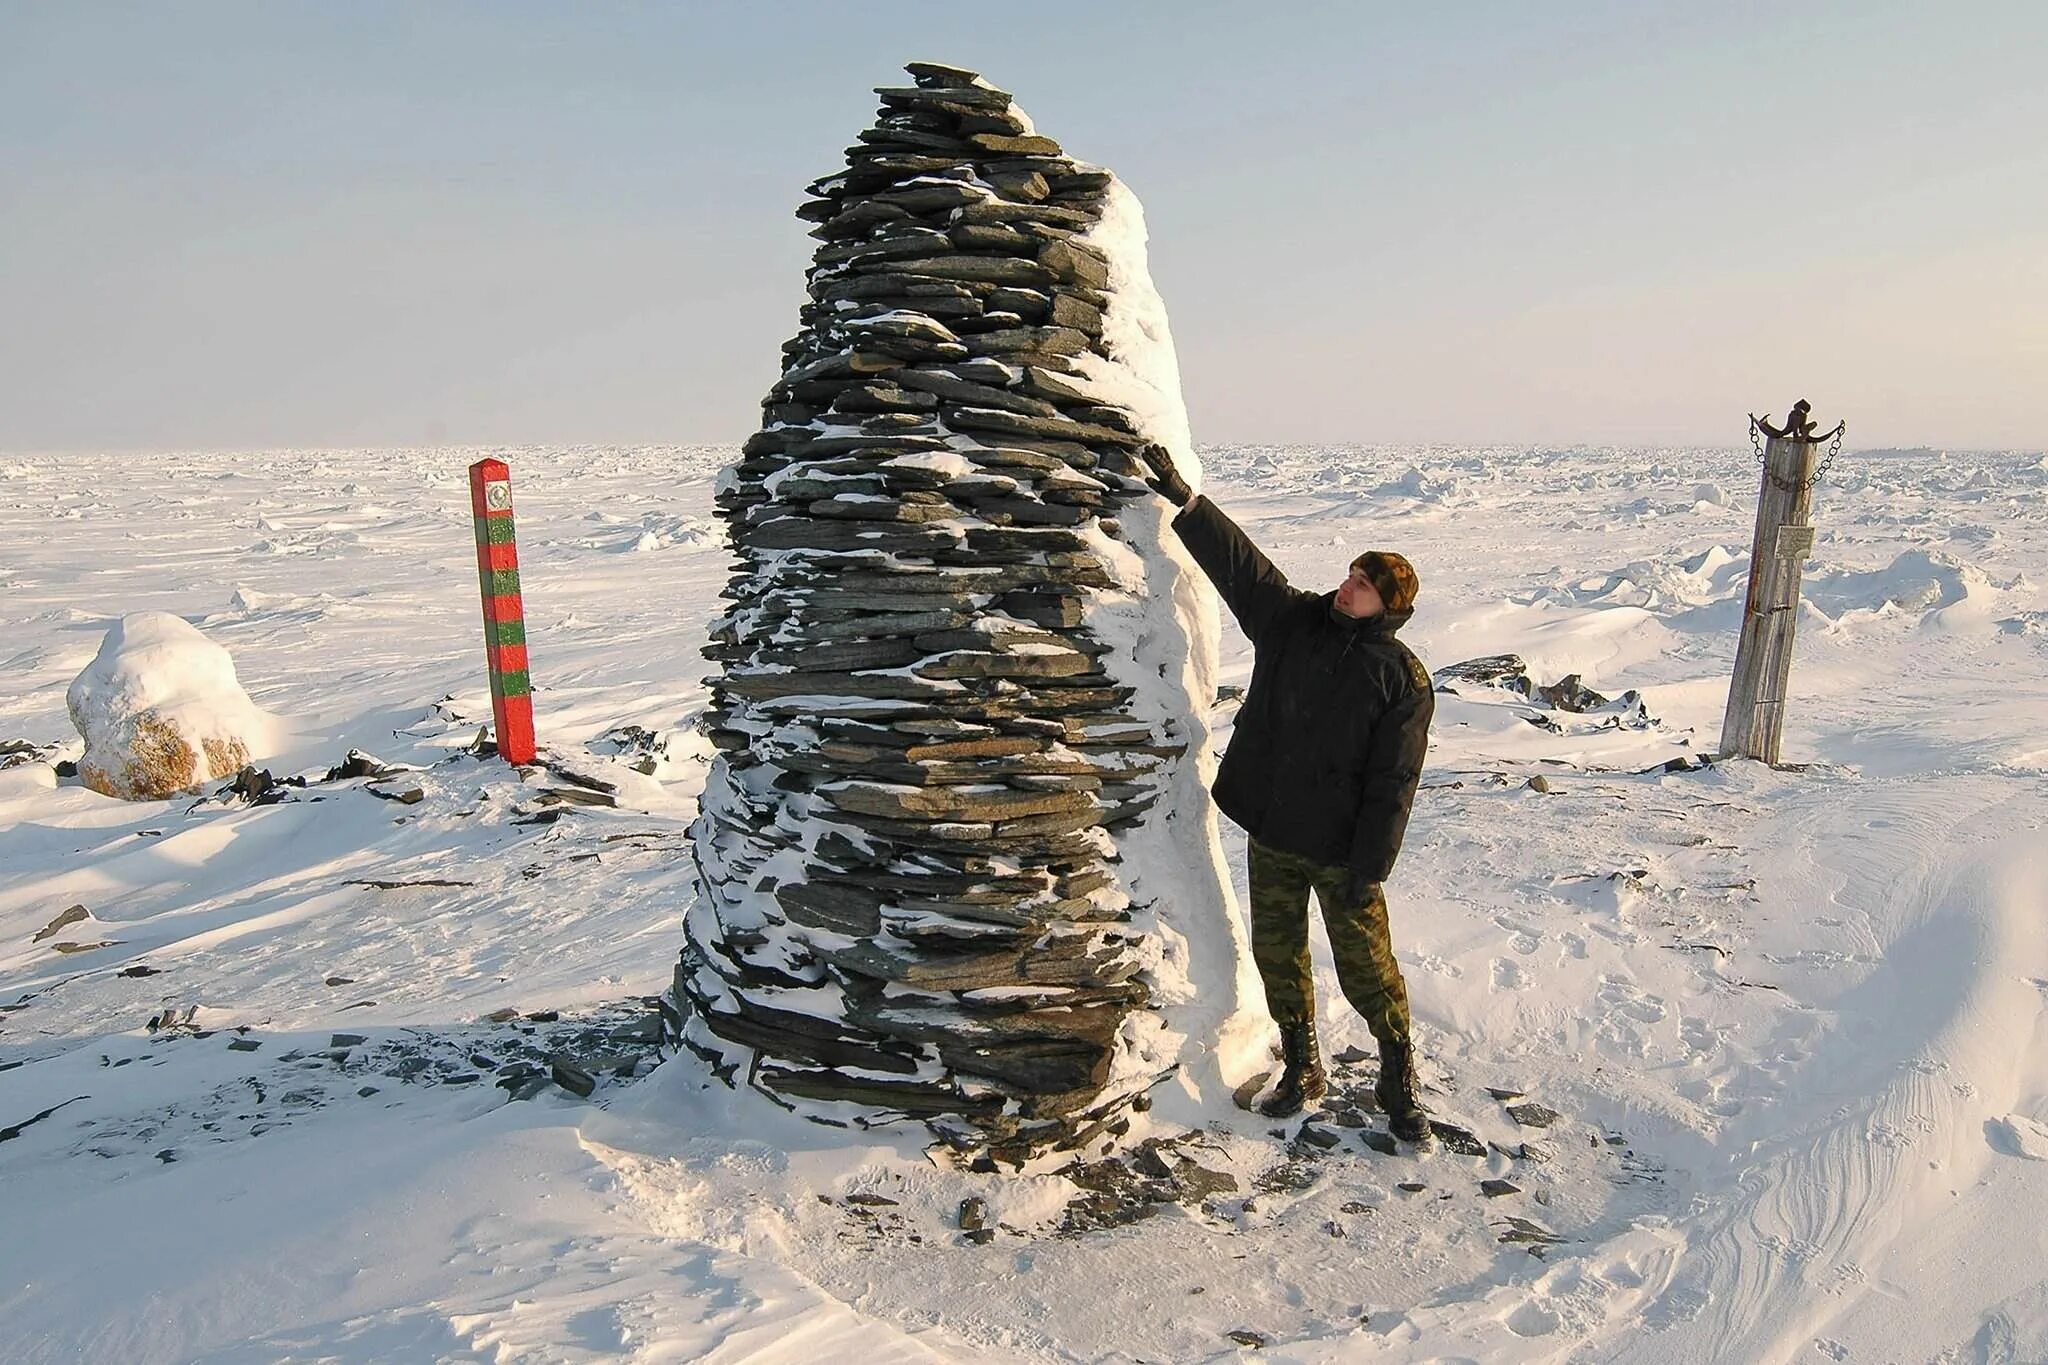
3, 442, 2045, 1364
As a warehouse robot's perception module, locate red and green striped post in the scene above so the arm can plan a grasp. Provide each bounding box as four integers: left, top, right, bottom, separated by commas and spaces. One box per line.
468, 457, 537, 765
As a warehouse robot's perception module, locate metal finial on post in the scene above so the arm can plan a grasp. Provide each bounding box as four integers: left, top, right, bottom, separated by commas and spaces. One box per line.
1718, 402, 1845, 764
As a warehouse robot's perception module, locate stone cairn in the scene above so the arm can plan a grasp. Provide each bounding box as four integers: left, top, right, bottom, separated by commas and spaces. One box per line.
667, 62, 1192, 1163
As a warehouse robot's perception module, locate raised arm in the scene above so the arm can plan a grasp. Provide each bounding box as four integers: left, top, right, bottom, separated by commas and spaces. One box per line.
1136, 444, 1306, 645
1170, 496, 1307, 646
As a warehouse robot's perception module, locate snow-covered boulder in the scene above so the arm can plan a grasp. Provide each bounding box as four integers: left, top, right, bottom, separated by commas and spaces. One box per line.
67, 612, 277, 800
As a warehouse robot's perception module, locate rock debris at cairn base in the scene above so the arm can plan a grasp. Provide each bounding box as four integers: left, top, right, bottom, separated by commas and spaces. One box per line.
668, 62, 1196, 1163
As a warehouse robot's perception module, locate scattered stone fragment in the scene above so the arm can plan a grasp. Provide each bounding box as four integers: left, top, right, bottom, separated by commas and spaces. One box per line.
0, 1096, 90, 1143
32, 904, 91, 943
344, 877, 472, 890
1428, 1121, 1487, 1157
1359, 1131, 1399, 1156
1174, 1160, 1238, 1201
1507, 1102, 1563, 1129
228, 1038, 262, 1053
1486, 1086, 1524, 1102
147, 1005, 199, 1033
1525, 775, 1552, 793
325, 975, 356, 987
1432, 654, 1529, 693
329, 1033, 367, 1049
1224, 1329, 1268, 1349
1529, 674, 1609, 712
325, 748, 404, 781
1397, 1181, 1428, 1194
608, 1015, 662, 1044
1480, 1179, 1523, 1198
220, 765, 290, 805
958, 1195, 989, 1231
1497, 1215, 1562, 1246
117, 964, 161, 978
551, 1061, 597, 1098
0, 737, 50, 769
1295, 1124, 1340, 1151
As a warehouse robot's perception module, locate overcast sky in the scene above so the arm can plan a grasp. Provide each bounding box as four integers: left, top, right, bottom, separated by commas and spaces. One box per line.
3, 1, 2043, 452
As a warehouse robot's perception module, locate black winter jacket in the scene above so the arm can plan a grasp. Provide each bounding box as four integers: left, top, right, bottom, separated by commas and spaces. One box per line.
1172, 496, 1433, 882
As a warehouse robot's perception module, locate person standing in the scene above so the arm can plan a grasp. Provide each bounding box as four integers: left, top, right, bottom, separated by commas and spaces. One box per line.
1139, 445, 1434, 1140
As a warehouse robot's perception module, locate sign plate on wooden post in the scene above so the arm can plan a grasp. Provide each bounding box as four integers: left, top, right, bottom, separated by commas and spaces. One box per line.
1775, 525, 1815, 561
468, 458, 538, 765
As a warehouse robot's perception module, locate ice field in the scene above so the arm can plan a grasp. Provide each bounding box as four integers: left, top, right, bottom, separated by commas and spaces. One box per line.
2, 441, 2046, 1363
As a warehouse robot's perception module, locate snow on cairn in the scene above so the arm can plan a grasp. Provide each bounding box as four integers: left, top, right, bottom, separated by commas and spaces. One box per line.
670, 61, 1260, 1164
67, 611, 277, 800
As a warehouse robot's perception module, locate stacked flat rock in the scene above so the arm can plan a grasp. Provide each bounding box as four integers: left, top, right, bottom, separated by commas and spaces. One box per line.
668, 62, 1189, 1161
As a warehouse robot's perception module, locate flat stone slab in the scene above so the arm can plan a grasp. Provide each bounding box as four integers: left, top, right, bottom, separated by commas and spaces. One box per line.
820, 781, 1094, 823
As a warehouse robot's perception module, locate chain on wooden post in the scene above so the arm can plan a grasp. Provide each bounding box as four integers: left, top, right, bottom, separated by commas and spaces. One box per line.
1753, 414, 1845, 491
468, 458, 538, 765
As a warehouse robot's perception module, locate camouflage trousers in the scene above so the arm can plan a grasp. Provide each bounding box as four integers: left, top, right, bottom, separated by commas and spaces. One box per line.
1247, 838, 1412, 1044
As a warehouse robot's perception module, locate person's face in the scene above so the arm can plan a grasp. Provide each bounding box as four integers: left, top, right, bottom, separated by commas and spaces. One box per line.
1335, 563, 1385, 619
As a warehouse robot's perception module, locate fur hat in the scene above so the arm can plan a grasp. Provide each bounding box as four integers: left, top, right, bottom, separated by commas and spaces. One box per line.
1352, 550, 1419, 615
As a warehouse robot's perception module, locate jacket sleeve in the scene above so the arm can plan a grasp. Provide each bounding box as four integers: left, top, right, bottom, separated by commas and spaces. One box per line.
1348, 666, 1434, 882
1169, 495, 1306, 646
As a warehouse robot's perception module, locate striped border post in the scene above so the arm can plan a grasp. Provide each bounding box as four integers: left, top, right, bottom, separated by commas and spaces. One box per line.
468, 458, 537, 765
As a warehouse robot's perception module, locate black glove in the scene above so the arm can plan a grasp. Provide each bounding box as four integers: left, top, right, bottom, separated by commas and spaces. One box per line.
1137, 444, 1194, 507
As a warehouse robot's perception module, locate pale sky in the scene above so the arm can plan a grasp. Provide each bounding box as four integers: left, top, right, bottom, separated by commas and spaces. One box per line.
3, 1, 2043, 452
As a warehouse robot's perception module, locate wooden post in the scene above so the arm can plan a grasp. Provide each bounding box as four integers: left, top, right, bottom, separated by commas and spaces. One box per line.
1719, 419, 1827, 763
468, 458, 538, 765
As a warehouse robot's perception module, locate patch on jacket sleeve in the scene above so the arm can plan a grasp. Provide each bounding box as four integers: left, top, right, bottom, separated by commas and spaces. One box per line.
1400, 649, 1430, 696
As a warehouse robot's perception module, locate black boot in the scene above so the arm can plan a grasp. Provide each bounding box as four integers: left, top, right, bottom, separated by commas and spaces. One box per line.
1375, 1035, 1429, 1142
1259, 1021, 1328, 1118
